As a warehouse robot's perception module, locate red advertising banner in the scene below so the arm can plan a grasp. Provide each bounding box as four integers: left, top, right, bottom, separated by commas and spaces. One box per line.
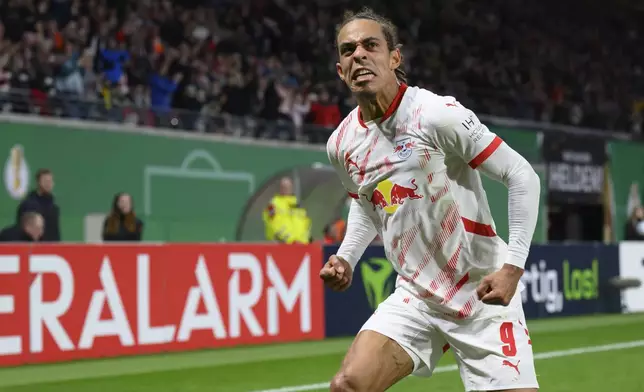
0, 243, 324, 366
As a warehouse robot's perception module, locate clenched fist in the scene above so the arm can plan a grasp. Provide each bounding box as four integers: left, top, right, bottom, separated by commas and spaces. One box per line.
476, 264, 524, 306
319, 255, 353, 292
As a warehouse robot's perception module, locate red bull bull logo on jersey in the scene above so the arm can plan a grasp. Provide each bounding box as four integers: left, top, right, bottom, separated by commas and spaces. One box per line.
368, 178, 423, 214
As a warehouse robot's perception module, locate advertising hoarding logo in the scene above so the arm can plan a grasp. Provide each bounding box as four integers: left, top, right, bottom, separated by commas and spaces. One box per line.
3, 145, 29, 200
360, 258, 395, 310
521, 258, 599, 315
0, 244, 324, 366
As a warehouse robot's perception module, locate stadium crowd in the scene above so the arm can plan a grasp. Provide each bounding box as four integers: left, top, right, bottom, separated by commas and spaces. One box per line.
0, 0, 642, 141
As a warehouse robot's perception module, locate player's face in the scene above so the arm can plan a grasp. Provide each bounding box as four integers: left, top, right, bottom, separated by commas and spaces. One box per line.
336, 19, 401, 96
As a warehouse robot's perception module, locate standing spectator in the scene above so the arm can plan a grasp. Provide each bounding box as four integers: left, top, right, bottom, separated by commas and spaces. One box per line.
98, 37, 129, 88
309, 89, 341, 128
54, 42, 84, 117
102, 192, 143, 242
149, 51, 183, 126
0, 212, 45, 242
291, 90, 311, 140
16, 169, 61, 241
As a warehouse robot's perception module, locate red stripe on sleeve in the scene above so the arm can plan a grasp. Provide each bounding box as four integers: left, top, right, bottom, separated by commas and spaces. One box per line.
468, 136, 503, 169
461, 217, 496, 237
348, 192, 359, 199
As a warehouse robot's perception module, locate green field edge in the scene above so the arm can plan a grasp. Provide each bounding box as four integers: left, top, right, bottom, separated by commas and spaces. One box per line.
0, 313, 642, 388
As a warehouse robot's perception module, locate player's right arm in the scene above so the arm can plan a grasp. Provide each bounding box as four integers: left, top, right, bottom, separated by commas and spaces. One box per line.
337, 199, 378, 268
320, 130, 378, 291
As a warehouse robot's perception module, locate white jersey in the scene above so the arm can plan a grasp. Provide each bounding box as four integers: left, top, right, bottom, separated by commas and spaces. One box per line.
327, 84, 540, 319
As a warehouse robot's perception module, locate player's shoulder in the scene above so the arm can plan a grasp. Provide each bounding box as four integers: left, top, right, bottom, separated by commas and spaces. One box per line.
407, 86, 472, 128
327, 108, 360, 154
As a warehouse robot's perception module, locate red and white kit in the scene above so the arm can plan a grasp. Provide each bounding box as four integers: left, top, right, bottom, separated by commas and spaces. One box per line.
327, 84, 540, 390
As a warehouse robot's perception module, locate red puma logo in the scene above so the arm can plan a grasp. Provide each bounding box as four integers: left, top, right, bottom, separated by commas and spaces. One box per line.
502, 360, 520, 375
446, 101, 458, 107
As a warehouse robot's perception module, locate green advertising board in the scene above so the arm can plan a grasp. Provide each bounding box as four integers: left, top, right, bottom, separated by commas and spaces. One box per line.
0, 118, 545, 243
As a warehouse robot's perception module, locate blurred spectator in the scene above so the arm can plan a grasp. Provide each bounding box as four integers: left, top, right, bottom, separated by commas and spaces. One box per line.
0, 212, 44, 242
309, 89, 341, 129
148, 50, 183, 125
98, 37, 129, 88
54, 42, 87, 117
0, 0, 641, 138
102, 192, 144, 242
16, 168, 61, 242
291, 90, 311, 140
323, 218, 346, 244
624, 206, 644, 241
263, 177, 311, 244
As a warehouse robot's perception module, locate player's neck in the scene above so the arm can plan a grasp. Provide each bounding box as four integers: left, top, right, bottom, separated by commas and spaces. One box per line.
356, 82, 401, 123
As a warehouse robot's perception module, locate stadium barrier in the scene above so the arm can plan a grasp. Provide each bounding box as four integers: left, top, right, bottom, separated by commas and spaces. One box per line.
323, 244, 622, 337
0, 242, 635, 366
0, 243, 325, 366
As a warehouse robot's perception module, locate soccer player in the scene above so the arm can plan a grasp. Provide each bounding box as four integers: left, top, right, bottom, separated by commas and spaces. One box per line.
320, 8, 540, 392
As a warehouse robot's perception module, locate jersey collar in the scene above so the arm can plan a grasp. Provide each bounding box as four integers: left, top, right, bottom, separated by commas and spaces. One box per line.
357, 83, 408, 128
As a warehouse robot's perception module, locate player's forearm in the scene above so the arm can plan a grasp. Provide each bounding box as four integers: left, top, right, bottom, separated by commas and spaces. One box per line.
337, 200, 378, 270
505, 162, 540, 269
479, 144, 541, 269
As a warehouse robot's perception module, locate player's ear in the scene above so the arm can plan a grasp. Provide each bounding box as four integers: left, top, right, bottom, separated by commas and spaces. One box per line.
390, 48, 402, 71
336, 62, 346, 83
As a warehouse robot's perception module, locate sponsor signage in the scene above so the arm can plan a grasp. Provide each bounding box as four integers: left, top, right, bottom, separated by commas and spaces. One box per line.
323, 244, 621, 337
0, 244, 324, 366
543, 133, 607, 204
520, 244, 621, 318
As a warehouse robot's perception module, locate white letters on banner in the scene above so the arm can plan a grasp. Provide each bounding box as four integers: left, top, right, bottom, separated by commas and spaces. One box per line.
30, 255, 75, 353
228, 253, 264, 338
0, 248, 317, 361
79, 258, 135, 349
177, 255, 228, 342
267, 254, 311, 335
137, 254, 176, 345
0, 256, 21, 356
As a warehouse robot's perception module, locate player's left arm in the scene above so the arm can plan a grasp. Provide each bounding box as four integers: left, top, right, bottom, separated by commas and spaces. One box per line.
430, 99, 540, 272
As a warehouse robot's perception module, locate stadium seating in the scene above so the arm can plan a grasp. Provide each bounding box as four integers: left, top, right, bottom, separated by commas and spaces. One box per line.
0, 0, 641, 140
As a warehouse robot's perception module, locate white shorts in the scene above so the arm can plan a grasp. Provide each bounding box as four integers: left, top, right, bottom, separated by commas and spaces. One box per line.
360, 287, 539, 391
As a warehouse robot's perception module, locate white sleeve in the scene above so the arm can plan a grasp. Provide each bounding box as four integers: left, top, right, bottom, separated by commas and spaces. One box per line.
337, 200, 378, 269
326, 134, 378, 270
430, 99, 541, 269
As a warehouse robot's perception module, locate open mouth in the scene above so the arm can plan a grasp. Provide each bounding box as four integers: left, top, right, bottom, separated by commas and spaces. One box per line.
352, 68, 375, 82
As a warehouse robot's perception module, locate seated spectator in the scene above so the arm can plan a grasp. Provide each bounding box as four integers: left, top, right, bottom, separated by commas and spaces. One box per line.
102, 192, 143, 242
0, 212, 44, 242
